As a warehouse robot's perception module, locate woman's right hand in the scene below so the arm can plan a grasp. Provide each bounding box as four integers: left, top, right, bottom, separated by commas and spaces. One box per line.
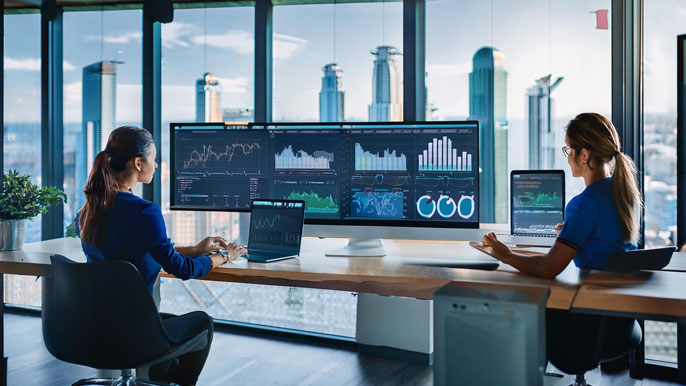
555, 223, 563, 236
208, 243, 247, 269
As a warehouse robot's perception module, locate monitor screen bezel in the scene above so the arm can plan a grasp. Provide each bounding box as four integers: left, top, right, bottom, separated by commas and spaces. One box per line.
509, 169, 566, 236
171, 121, 480, 230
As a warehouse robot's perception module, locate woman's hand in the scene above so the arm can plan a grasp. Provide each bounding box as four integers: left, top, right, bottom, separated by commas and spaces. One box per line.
194, 236, 230, 256
555, 223, 563, 236
482, 232, 513, 261
208, 243, 248, 269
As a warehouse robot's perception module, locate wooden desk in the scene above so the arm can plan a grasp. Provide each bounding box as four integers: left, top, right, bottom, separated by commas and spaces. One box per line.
571, 270, 686, 321
12, 237, 582, 310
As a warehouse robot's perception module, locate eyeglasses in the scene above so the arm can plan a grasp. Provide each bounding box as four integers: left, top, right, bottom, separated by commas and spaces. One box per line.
562, 146, 572, 158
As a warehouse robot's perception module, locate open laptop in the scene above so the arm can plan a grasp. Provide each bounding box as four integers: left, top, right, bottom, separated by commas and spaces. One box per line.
246, 199, 305, 263
497, 170, 565, 247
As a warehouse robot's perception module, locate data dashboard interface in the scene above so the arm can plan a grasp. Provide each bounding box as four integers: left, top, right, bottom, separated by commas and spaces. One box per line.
172, 122, 479, 228
510, 170, 565, 236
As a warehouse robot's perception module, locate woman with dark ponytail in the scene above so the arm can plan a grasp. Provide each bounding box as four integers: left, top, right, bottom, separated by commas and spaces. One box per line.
481, 113, 642, 375
80, 126, 246, 386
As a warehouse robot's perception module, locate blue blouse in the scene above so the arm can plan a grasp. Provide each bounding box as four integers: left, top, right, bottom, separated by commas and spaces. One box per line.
81, 192, 213, 292
557, 177, 637, 269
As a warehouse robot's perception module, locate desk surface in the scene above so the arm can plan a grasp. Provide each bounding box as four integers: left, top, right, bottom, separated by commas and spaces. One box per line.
572, 269, 686, 320
6, 237, 686, 316
1, 237, 581, 309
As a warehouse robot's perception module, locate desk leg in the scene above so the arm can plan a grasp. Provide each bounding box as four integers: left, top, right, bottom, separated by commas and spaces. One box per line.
0, 275, 7, 386
678, 322, 686, 382
630, 319, 645, 379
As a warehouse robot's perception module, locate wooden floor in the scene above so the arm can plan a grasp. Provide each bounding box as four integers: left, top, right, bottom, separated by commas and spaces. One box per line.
4, 312, 680, 386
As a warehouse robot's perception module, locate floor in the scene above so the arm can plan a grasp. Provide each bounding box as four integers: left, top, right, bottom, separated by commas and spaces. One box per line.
4, 312, 681, 386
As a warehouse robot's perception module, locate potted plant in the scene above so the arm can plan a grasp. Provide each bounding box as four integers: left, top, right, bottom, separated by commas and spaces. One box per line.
0, 170, 67, 250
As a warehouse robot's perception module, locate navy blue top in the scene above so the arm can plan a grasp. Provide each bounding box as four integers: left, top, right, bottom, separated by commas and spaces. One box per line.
557, 177, 637, 269
81, 192, 213, 293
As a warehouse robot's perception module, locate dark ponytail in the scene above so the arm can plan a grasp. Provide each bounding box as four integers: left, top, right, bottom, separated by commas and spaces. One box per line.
566, 113, 642, 243
80, 126, 154, 247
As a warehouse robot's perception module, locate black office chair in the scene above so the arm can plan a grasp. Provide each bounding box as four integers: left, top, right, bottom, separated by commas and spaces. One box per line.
42, 254, 211, 386
547, 247, 675, 386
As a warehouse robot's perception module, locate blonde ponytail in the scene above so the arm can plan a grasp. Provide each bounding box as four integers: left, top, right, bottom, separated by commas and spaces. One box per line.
611, 152, 642, 243
566, 113, 642, 244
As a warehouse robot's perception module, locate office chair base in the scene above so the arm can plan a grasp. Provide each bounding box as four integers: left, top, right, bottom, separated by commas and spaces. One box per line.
571, 373, 589, 386
72, 375, 175, 386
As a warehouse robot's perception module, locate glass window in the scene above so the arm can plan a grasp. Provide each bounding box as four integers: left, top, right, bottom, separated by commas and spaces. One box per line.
63, 9, 143, 232
160, 4, 359, 337
642, 0, 685, 365
273, 1, 403, 122
426, 0, 611, 223
3, 13, 42, 306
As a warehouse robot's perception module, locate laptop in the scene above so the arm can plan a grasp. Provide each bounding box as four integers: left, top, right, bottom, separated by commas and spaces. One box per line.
246, 199, 306, 263
497, 170, 565, 247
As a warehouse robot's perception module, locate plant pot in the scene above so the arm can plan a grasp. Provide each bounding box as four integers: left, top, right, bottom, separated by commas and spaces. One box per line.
0, 219, 26, 251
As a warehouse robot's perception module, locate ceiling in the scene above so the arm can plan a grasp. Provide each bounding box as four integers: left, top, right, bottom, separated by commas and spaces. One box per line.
4, 0, 392, 12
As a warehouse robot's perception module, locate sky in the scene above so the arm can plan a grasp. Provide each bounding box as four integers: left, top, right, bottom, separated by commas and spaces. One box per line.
3, 1, 684, 125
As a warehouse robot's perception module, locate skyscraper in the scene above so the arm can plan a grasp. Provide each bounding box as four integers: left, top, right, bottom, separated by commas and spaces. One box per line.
469, 47, 508, 223
368, 46, 403, 122
196, 72, 222, 122
75, 60, 117, 212
319, 63, 345, 122
527, 75, 564, 170
222, 107, 254, 122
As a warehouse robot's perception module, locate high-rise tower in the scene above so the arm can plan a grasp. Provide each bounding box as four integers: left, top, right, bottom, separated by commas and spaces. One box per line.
76, 60, 117, 212
527, 75, 564, 170
319, 63, 345, 122
196, 73, 222, 123
469, 47, 508, 223
368, 46, 403, 122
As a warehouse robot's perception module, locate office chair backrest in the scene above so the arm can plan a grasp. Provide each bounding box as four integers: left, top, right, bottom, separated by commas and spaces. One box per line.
603, 247, 676, 273
42, 254, 172, 370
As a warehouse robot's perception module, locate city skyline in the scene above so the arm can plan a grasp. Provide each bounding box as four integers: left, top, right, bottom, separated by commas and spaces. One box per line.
368, 46, 403, 122
75, 60, 118, 213
196, 72, 222, 123
469, 47, 508, 224
527, 74, 564, 170
319, 63, 345, 122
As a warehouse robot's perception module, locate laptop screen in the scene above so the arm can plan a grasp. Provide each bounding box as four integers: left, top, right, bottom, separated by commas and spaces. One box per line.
510, 171, 565, 237
249, 199, 305, 255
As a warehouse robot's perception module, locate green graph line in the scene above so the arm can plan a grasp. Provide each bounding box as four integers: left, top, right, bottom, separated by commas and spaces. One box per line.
252, 214, 281, 229
287, 191, 339, 213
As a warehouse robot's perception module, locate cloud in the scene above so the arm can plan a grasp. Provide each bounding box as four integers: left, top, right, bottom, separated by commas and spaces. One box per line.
161, 23, 192, 48
63, 61, 77, 71
85, 31, 142, 45
4, 57, 40, 71
216, 76, 250, 94
191, 30, 253, 54
274, 33, 308, 60
4, 57, 77, 72
426, 63, 471, 76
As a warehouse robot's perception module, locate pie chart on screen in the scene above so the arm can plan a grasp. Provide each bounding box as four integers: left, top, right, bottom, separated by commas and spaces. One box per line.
416, 195, 436, 218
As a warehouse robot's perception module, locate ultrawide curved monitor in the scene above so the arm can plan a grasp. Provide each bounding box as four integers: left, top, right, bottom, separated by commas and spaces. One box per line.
171, 121, 479, 232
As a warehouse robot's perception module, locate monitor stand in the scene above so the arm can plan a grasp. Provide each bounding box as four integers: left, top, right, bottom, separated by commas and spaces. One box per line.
325, 238, 386, 257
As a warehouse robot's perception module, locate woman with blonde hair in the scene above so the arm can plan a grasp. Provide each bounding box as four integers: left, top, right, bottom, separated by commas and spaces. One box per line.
482, 113, 643, 376
483, 112, 641, 277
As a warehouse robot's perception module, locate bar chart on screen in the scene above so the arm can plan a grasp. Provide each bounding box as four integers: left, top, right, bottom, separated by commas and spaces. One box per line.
417, 136, 472, 172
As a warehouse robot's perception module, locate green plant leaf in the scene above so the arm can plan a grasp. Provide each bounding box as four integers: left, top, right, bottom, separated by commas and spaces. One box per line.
0, 170, 66, 220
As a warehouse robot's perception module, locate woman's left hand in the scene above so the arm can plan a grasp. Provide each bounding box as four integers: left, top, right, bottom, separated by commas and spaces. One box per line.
482, 232, 513, 261
194, 236, 230, 255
